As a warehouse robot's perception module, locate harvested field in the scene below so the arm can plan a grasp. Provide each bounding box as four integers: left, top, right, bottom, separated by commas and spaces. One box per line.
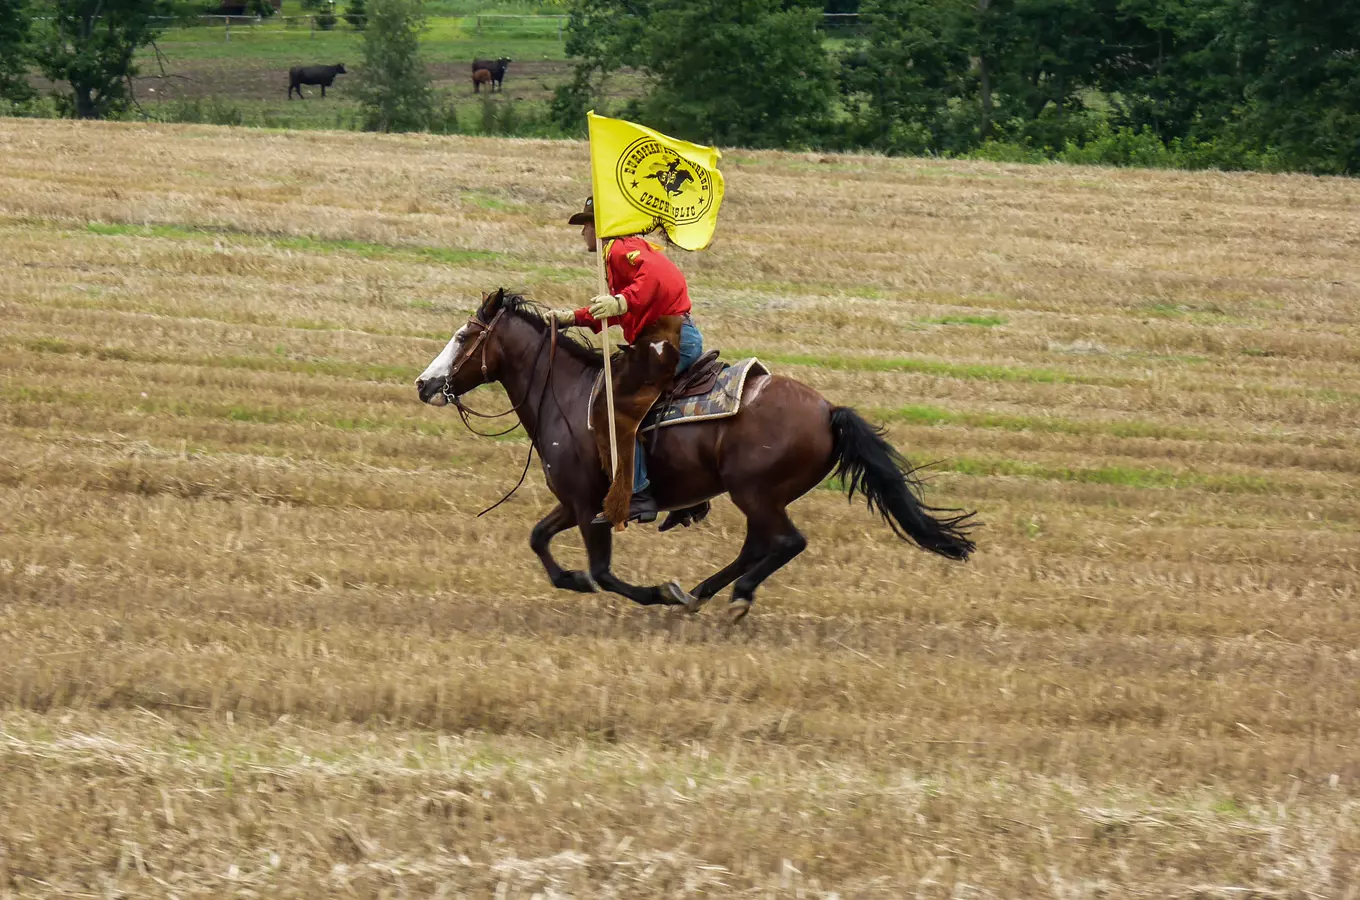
1, 118, 1359, 898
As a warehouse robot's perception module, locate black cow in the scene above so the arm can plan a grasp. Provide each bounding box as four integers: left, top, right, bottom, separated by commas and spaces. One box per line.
289, 63, 346, 100
470, 57, 511, 92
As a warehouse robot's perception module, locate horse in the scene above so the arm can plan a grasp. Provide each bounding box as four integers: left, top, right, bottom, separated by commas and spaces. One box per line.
472, 68, 493, 93
415, 289, 978, 620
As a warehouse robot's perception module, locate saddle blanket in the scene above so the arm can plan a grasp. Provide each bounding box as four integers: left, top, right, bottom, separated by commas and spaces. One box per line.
587, 357, 770, 432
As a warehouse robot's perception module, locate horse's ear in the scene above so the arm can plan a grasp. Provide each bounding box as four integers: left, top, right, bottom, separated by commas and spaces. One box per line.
494, 287, 505, 305
476, 290, 497, 320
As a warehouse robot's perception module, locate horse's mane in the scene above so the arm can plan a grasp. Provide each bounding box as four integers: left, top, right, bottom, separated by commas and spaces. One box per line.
489, 291, 607, 369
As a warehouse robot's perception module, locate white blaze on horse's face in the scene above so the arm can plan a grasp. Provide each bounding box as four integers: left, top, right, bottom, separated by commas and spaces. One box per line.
417, 325, 468, 406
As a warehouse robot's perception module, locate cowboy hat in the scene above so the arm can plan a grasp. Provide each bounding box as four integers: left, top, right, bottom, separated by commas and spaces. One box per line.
567, 196, 594, 226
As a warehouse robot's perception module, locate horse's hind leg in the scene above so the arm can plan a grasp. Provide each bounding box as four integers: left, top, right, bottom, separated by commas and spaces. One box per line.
682, 526, 767, 613
726, 508, 807, 621
580, 521, 687, 607
531, 503, 596, 594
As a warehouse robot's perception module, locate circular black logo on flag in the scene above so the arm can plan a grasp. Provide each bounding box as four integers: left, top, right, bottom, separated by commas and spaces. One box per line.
615, 137, 715, 226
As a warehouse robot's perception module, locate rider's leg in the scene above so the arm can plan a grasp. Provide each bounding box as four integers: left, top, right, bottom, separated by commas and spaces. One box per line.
656, 316, 709, 532
634, 438, 650, 492
676, 317, 703, 373
632, 320, 693, 510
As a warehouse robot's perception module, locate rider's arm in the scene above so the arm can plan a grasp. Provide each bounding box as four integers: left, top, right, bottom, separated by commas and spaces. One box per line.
572, 241, 657, 329
572, 308, 603, 331
614, 252, 660, 312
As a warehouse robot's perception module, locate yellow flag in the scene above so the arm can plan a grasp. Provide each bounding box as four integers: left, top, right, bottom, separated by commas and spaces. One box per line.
588, 111, 725, 251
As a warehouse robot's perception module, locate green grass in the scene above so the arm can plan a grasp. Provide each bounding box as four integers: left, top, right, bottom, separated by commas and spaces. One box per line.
461, 190, 525, 212
818, 456, 1296, 496
151, 16, 566, 63
16, 336, 416, 384
735, 348, 1130, 388
871, 403, 1348, 449
874, 404, 1208, 442
77, 220, 592, 287
0, 379, 466, 438
941, 457, 1284, 494
920, 314, 1006, 327
145, 94, 560, 136
84, 221, 508, 268
1134, 302, 1244, 324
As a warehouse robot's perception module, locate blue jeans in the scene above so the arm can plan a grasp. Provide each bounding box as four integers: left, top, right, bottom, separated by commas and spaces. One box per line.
635, 318, 702, 493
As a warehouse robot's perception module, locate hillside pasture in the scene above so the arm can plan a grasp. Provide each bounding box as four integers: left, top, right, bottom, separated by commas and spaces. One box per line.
1, 119, 1359, 897
26, 13, 584, 131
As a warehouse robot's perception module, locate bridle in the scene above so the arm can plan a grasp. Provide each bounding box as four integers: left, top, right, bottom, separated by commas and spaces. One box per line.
441, 307, 520, 436
439, 304, 559, 515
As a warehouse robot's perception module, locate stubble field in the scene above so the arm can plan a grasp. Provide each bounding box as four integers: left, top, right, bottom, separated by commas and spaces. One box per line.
1, 118, 1359, 898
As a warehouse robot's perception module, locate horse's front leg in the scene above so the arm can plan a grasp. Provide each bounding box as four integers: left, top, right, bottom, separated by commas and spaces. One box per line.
530, 503, 597, 593
579, 521, 688, 607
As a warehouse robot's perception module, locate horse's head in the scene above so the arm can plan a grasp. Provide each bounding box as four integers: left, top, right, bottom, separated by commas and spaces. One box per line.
415, 288, 510, 406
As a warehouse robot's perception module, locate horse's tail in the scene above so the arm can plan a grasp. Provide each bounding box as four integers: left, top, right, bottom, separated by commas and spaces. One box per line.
829, 406, 977, 561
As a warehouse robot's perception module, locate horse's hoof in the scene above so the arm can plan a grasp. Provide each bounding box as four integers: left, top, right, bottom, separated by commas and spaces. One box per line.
727, 599, 752, 622
660, 581, 700, 611
556, 571, 598, 594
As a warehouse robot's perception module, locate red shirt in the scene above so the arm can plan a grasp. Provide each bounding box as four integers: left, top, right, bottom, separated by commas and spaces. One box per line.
573, 236, 692, 344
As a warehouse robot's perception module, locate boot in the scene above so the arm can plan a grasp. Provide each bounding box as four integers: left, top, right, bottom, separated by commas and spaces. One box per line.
593, 487, 658, 525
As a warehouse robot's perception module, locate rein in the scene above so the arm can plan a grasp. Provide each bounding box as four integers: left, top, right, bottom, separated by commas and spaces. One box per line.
441, 307, 559, 517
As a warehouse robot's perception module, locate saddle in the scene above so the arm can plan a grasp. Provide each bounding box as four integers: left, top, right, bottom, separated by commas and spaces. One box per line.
587, 348, 724, 429
663, 349, 725, 401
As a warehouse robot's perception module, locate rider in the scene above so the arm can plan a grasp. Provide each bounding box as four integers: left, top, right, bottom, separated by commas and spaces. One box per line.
540, 196, 705, 525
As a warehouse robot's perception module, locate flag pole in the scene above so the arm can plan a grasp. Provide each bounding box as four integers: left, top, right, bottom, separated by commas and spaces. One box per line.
595, 240, 619, 479
587, 111, 619, 481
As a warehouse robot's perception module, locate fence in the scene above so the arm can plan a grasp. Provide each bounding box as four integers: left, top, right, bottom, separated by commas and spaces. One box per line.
122, 12, 860, 43
175, 13, 570, 41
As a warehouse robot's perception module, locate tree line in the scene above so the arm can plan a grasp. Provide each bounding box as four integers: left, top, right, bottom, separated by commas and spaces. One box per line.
3, 0, 1355, 174
550, 0, 1360, 176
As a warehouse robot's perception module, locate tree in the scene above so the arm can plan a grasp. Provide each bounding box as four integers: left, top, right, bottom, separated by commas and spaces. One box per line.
315, 0, 338, 29
355, 0, 435, 132
972, 0, 1135, 145
848, 0, 1187, 153
548, 0, 644, 132
847, 0, 974, 153
0, 0, 36, 107
1087, 0, 1233, 139
345, 0, 367, 29
642, 0, 835, 147
555, 0, 835, 148
35, 0, 177, 119
1230, 0, 1360, 174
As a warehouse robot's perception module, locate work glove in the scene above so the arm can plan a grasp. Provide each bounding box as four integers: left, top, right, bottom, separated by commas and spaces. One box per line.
587, 293, 629, 320
537, 307, 577, 326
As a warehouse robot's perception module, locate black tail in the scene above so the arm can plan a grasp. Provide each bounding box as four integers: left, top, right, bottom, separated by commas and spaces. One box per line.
829, 406, 977, 561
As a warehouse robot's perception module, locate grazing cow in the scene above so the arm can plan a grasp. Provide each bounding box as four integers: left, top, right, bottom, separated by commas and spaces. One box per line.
470, 57, 511, 92
472, 68, 493, 93
288, 63, 346, 99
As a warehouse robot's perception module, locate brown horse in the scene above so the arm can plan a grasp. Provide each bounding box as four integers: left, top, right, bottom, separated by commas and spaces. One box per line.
415, 290, 977, 619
